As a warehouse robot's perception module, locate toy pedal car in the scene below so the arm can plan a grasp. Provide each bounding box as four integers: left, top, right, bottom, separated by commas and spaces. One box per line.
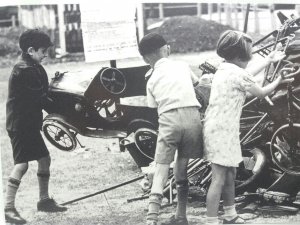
43, 65, 158, 158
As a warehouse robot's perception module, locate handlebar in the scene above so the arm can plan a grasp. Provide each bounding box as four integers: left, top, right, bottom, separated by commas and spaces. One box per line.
279, 63, 300, 79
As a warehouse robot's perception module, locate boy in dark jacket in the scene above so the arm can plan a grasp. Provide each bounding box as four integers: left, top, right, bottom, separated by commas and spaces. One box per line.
5, 29, 67, 224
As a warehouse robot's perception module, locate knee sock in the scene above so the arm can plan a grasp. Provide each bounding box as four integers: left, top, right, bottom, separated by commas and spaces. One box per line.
223, 205, 237, 221
5, 177, 21, 209
206, 216, 219, 225
175, 180, 189, 219
37, 172, 50, 200
146, 193, 163, 222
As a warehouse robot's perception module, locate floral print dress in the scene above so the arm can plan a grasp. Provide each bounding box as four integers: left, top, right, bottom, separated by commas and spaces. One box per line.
203, 62, 255, 167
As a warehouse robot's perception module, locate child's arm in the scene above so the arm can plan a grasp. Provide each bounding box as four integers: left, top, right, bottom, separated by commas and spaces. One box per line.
245, 50, 286, 76
247, 75, 293, 99
189, 68, 199, 85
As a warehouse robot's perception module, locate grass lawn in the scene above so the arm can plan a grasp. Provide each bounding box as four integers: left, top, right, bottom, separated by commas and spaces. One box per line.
1, 53, 300, 224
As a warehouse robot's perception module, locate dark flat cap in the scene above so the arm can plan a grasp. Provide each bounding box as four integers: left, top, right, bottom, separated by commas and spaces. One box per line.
138, 33, 167, 56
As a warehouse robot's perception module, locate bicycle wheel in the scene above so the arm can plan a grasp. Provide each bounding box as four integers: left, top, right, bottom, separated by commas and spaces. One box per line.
270, 123, 300, 175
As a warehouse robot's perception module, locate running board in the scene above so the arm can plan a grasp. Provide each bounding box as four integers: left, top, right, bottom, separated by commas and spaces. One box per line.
81, 128, 127, 139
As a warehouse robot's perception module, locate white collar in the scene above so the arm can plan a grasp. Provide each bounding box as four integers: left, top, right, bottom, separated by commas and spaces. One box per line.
154, 58, 169, 69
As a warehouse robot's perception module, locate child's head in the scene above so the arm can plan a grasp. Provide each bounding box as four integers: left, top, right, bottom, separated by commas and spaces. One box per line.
216, 30, 252, 62
19, 29, 53, 63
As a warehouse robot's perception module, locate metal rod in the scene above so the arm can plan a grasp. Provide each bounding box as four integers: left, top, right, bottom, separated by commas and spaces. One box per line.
169, 177, 174, 204
110, 60, 117, 68
243, 4, 250, 33
75, 135, 85, 148
252, 36, 288, 54
127, 195, 149, 203
243, 97, 258, 108
61, 175, 144, 205
240, 113, 268, 144
240, 116, 265, 121
253, 30, 278, 47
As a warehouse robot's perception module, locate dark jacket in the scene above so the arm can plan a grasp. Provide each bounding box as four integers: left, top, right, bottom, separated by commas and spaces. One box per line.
6, 53, 50, 131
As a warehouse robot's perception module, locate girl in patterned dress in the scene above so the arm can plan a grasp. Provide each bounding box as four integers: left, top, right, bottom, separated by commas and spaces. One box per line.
203, 30, 293, 224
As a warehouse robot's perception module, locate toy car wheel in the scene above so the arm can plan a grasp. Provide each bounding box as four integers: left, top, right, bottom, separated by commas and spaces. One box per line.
134, 128, 157, 160
99, 68, 126, 95
127, 119, 157, 135
42, 120, 77, 151
270, 123, 300, 176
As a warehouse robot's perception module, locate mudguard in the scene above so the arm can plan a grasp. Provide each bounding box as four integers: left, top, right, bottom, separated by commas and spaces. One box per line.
43, 113, 81, 134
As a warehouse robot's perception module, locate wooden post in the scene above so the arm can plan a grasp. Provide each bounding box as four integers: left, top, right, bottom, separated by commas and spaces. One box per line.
208, 3, 213, 20
296, 4, 300, 17
197, 3, 202, 17
218, 3, 222, 23
234, 4, 239, 30
254, 4, 260, 33
58, 4, 67, 54
158, 3, 164, 19
136, 2, 144, 42
225, 3, 232, 27
17, 5, 22, 26
270, 4, 276, 31
243, 4, 250, 33
11, 15, 16, 27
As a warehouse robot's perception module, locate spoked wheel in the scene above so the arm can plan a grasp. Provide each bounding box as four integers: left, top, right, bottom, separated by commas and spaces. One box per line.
235, 148, 267, 194
134, 128, 157, 160
99, 68, 126, 95
270, 124, 300, 175
42, 120, 77, 151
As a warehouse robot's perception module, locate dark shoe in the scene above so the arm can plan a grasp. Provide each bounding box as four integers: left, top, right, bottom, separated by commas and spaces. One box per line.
5, 208, 27, 224
223, 216, 245, 224
161, 215, 189, 225
37, 198, 67, 212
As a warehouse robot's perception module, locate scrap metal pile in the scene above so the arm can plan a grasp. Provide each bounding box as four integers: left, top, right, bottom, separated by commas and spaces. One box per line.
131, 11, 300, 218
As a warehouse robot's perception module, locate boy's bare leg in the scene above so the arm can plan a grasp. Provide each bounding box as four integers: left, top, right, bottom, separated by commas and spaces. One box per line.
147, 163, 170, 224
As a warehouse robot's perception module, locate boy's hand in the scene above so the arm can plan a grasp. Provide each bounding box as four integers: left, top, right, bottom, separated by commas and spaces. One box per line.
267, 50, 286, 63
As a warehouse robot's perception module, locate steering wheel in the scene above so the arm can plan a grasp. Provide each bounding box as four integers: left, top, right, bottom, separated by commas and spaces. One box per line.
99, 68, 126, 95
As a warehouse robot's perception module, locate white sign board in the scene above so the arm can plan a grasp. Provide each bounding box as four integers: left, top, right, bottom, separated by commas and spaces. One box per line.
80, 2, 140, 62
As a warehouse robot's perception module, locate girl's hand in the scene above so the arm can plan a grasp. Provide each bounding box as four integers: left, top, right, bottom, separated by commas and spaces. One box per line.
278, 75, 294, 84
267, 50, 286, 63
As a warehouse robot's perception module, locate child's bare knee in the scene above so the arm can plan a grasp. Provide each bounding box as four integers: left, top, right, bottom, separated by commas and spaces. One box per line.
14, 163, 29, 175
212, 175, 226, 188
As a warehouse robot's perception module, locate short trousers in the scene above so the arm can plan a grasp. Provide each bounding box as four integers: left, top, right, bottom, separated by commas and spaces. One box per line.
8, 130, 49, 164
155, 106, 203, 164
